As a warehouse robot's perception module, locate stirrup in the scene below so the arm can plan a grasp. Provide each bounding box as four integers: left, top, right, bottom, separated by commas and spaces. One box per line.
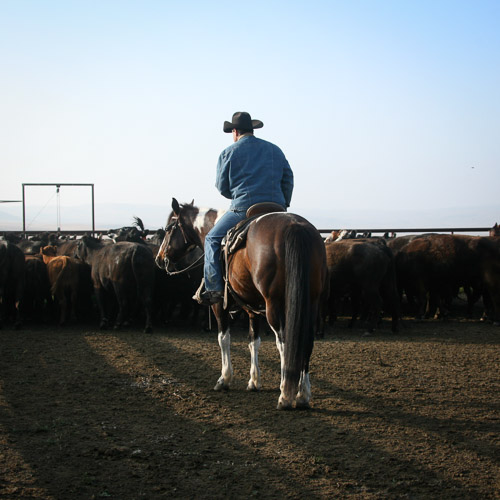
192, 278, 205, 304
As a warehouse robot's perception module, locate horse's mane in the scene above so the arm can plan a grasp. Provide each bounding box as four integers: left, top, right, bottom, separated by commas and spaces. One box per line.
166, 202, 200, 226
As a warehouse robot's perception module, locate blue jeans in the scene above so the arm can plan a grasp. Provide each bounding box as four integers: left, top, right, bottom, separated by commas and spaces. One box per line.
204, 209, 247, 292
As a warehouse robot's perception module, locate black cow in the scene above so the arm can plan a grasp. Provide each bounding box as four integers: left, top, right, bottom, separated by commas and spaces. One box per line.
22, 256, 51, 322
0, 241, 25, 329
16, 233, 60, 255
75, 235, 156, 333
108, 216, 149, 243
325, 239, 399, 333
472, 236, 500, 325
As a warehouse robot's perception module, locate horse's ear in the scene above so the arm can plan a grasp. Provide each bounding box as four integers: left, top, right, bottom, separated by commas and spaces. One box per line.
172, 198, 180, 216
190, 199, 194, 206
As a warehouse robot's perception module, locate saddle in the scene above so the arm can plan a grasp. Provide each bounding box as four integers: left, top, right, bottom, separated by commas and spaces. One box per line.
223, 202, 285, 256
221, 202, 285, 311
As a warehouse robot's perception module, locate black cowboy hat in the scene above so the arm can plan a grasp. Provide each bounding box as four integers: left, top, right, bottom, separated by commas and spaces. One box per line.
223, 111, 264, 133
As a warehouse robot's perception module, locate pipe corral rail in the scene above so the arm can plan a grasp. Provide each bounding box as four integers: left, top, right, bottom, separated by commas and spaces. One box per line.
0, 226, 494, 238
317, 227, 493, 236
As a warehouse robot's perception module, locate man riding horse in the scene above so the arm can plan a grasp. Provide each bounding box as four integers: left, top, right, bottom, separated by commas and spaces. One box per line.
156, 113, 327, 409
196, 111, 294, 305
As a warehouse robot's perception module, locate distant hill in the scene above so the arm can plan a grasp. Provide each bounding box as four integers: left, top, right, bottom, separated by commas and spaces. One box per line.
1, 202, 498, 235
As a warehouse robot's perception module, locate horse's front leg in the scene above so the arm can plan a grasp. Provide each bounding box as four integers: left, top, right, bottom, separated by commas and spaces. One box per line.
212, 303, 233, 391
247, 314, 261, 391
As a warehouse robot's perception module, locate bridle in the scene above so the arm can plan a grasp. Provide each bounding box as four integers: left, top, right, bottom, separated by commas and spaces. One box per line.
156, 216, 204, 276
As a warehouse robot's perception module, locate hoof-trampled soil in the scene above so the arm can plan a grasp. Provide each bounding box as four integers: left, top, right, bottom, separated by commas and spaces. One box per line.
0, 317, 498, 499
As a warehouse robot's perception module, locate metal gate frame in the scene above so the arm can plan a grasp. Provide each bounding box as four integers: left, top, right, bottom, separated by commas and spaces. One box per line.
22, 183, 95, 236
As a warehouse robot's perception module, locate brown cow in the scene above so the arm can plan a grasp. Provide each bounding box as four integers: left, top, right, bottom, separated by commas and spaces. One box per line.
40, 245, 83, 325
394, 234, 485, 319
325, 239, 399, 333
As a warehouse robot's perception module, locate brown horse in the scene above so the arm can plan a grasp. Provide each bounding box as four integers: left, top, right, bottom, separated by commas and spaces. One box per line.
156, 198, 329, 410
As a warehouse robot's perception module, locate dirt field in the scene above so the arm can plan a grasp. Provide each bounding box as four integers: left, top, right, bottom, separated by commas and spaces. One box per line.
0, 314, 498, 499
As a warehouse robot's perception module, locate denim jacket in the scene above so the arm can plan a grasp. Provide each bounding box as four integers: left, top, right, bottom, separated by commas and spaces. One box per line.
215, 135, 294, 211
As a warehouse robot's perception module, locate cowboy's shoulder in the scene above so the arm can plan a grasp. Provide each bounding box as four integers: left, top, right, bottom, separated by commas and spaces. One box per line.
220, 136, 252, 159
219, 143, 236, 161
254, 136, 284, 152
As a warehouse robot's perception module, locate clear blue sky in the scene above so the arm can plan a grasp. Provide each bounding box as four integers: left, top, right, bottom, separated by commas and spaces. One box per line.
1, 1, 499, 230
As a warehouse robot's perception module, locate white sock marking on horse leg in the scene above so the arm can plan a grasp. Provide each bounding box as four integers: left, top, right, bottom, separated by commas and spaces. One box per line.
247, 337, 261, 391
272, 329, 292, 409
214, 329, 233, 391
296, 371, 311, 408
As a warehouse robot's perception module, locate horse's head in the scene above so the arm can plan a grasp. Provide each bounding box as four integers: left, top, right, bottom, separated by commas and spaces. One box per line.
155, 198, 204, 273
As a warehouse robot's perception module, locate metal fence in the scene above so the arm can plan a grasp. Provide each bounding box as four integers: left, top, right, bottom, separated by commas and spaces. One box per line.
0, 226, 494, 239
317, 227, 493, 236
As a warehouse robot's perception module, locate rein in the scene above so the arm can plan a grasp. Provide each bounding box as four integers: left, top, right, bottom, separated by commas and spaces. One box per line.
164, 248, 204, 276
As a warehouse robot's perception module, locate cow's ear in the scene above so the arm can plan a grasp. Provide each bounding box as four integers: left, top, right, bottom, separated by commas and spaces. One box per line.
172, 198, 180, 216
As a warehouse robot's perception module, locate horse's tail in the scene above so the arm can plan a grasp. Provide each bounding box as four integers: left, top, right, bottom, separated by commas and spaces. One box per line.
283, 223, 315, 404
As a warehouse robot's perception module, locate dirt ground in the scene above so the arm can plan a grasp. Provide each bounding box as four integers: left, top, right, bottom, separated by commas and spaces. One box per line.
0, 312, 498, 499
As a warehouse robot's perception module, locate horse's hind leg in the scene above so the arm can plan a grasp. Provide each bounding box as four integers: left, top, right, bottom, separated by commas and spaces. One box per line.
295, 370, 311, 409
213, 304, 233, 391
266, 304, 292, 410
296, 315, 314, 409
247, 314, 261, 391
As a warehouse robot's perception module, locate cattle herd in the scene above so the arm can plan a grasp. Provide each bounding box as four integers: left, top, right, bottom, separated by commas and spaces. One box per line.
324, 226, 500, 333
0, 219, 204, 332
1, 215, 499, 333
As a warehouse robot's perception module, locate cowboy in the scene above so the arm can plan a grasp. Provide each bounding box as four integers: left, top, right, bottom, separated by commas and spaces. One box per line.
196, 111, 294, 305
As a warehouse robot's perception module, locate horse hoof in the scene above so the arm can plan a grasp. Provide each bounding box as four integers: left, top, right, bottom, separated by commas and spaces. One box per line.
276, 399, 293, 411
143, 326, 153, 334
214, 379, 230, 392
295, 400, 311, 410
246, 383, 261, 392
